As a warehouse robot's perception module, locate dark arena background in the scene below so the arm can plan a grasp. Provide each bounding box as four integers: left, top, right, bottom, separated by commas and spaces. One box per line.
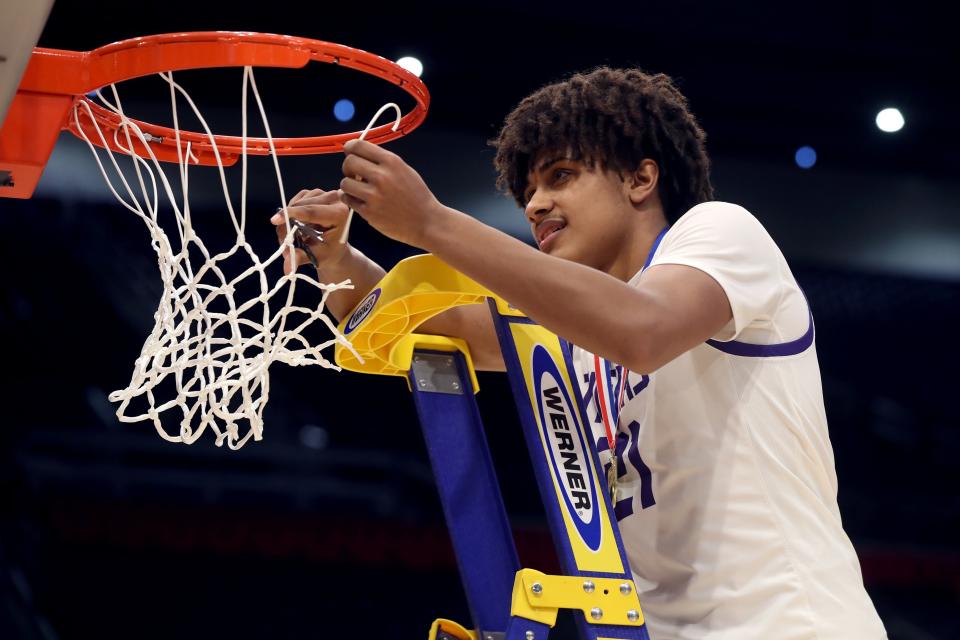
1, 1, 957, 638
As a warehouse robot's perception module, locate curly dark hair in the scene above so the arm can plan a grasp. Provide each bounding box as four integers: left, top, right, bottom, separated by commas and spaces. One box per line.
491, 67, 714, 224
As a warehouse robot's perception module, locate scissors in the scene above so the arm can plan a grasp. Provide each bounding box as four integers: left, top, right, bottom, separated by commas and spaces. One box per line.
287, 216, 325, 269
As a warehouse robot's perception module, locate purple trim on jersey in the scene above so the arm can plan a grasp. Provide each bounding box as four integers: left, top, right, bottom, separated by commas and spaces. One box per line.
646, 222, 815, 359
706, 311, 815, 357
645, 226, 670, 270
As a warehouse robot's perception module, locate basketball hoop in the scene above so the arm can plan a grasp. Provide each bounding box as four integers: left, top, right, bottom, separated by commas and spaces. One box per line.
0, 32, 430, 448
0, 31, 430, 197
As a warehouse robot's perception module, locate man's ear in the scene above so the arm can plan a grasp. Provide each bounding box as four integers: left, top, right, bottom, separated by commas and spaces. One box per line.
626, 159, 659, 206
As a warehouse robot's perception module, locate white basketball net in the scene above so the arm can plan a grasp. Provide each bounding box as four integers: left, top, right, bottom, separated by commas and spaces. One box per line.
73, 66, 383, 449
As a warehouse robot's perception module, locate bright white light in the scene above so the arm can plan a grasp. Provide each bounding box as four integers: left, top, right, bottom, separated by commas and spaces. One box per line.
396, 56, 424, 78
876, 108, 905, 133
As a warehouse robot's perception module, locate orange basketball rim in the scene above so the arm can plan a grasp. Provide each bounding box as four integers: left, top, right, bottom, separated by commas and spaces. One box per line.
0, 31, 431, 199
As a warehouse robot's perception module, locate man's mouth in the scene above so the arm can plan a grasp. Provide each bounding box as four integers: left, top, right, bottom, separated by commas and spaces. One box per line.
536, 218, 567, 248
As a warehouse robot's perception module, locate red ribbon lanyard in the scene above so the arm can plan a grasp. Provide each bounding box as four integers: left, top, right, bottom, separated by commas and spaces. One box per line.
591, 225, 668, 452
594, 354, 630, 451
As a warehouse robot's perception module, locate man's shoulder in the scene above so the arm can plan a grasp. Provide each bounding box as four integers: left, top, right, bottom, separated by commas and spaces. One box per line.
674, 200, 758, 227
663, 200, 773, 251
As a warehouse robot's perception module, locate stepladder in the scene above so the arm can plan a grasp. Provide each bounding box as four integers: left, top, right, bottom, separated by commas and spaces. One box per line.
334, 254, 651, 640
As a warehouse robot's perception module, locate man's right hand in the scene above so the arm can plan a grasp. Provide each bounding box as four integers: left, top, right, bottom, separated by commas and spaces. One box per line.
273, 187, 505, 371
271, 188, 351, 275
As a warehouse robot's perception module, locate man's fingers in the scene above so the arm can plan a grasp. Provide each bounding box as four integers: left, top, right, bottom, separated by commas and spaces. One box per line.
288, 203, 347, 226
286, 188, 334, 211
291, 193, 347, 209
303, 189, 341, 205
340, 176, 375, 202
289, 189, 311, 205
272, 202, 347, 227
343, 138, 391, 164
342, 153, 382, 185
339, 190, 366, 213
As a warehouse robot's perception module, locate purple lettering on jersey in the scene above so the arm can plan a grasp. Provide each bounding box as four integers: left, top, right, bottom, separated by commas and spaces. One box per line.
630, 374, 650, 399
626, 420, 656, 509
614, 431, 629, 475
582, 371, 598, 419
605, 364, 621, 425
595, 435, 610, 453
586, 372, 604, 425
605, 424, 656, 522
614, 497, 634, 520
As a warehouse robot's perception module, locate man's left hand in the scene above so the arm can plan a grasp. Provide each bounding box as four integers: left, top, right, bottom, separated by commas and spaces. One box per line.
339, 139, 448, 248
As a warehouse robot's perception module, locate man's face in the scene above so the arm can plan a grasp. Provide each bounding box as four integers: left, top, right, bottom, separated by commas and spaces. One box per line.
523, 151, 635, 271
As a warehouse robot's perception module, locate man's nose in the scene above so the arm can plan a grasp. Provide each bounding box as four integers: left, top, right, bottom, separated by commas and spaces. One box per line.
525, 188, 553, 222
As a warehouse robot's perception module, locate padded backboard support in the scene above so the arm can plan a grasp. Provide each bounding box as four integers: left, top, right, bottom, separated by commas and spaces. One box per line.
0, 0, 56, 198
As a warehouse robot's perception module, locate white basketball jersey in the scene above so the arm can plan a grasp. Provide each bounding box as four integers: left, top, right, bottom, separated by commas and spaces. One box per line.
572, 202, 887, 639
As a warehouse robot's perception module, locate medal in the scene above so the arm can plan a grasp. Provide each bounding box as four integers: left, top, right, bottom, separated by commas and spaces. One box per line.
593, 227, 666, 508
596, 354, 628, 507
606, 455, 620, 504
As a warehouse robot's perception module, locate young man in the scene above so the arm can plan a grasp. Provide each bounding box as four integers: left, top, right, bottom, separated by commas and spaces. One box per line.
272, 68, 886, 638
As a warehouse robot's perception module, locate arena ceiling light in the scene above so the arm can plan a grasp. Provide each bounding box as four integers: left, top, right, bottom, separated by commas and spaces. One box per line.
876, 107, 905, 133
396, 56, 424, 78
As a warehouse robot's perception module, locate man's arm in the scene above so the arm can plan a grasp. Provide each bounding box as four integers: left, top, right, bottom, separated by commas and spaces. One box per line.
338, 140, 732, 374
421, 208, 730, 373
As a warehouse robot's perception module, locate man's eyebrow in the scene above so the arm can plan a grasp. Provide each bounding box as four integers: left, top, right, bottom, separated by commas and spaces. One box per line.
522, 155, 573, 200
532, 155, 571, 174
